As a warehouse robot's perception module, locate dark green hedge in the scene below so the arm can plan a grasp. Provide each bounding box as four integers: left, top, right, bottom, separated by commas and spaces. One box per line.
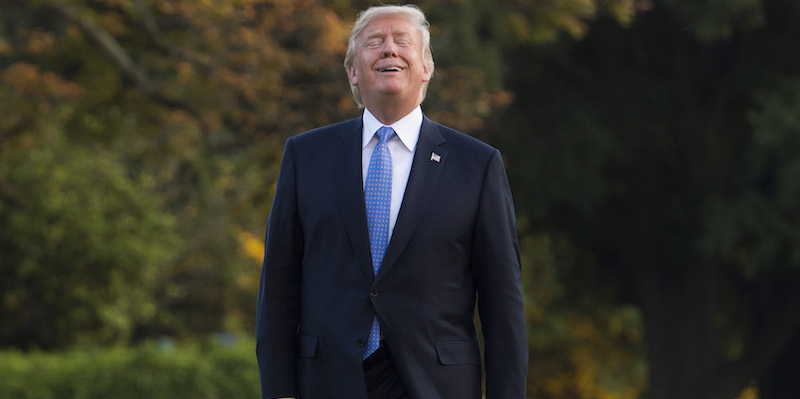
0, 337, 259, 399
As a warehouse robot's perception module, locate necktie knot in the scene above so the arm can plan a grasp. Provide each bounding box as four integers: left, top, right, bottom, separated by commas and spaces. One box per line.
376, 126, 395, 143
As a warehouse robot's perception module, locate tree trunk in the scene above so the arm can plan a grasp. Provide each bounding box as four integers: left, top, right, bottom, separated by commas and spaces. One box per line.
760, 331, 800, 398
632, 258, 751, 399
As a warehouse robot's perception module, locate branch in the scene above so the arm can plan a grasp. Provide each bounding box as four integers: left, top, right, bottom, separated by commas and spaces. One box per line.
44, 1, 200, 117
0, 118, 33, 145
0, 176, 26, 208
130, 0, 216, 73
49, 2, 154, 92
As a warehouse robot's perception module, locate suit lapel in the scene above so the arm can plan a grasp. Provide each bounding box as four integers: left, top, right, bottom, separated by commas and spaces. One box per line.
377, 116, 447, 282
332, 118, 375, 283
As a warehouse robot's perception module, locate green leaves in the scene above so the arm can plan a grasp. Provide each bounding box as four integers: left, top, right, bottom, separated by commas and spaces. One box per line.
659, 0, 765, 42
0, 136, 179, 348
0, 337, 260, 399
703, 79, 800, 276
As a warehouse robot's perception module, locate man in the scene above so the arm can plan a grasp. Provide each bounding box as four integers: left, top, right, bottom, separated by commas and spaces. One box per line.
256, 4, 528, 399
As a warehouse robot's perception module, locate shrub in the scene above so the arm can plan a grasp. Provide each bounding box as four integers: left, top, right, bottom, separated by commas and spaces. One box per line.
0, 337, 259, 399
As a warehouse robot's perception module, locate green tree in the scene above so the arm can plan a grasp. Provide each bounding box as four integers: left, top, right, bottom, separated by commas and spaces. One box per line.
0, 0, 536, 347
0, 125, 179, 348
497, 0, 800, 397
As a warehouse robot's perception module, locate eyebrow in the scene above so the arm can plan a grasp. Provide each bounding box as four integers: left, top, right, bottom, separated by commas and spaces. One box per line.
363, 28, 414, 40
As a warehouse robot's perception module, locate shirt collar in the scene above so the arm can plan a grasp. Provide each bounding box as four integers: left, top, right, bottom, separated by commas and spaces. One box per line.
361, 106, 422, 152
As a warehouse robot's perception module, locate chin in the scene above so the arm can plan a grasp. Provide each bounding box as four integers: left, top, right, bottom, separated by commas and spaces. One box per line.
379, 83, 411, 95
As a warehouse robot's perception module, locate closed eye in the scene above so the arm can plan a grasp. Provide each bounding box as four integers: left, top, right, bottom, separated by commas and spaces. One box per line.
393, 33, 413, 46
365, 39, 383, 48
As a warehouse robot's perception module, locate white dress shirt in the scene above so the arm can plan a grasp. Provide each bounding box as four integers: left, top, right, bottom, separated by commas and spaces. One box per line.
361, 106, 422, 241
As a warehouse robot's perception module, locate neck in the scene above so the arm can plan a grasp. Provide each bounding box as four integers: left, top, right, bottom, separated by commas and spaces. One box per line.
363, 98, 421, 125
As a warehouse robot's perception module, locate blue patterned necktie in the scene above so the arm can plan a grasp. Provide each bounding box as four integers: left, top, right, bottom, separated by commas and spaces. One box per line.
364, 126, 395, 359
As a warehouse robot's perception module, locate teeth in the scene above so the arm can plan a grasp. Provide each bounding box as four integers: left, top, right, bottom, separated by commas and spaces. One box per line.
381, 67, 402, 72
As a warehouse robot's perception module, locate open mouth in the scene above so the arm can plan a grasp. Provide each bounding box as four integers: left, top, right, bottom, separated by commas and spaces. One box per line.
378, 66, 403, 72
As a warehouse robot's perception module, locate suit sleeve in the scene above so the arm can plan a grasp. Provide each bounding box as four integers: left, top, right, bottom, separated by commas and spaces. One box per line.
256, 137, 303, 399
472, 149, 529, 398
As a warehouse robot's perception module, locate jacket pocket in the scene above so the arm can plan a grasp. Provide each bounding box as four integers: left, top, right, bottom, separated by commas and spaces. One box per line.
298, 334, 318, 358
435, 341, 480, 365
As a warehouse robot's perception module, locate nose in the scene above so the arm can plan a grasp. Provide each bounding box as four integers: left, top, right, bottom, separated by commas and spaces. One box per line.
382, 39, 398, 57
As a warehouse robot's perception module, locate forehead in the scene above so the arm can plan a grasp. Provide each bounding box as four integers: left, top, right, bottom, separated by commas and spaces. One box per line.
359, 15, 418, 38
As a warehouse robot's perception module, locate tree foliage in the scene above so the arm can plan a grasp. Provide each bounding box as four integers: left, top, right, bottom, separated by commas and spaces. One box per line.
0, 0, 356, 345
4, 0, 800, 398
0, 126, 179, 348
0, 0, 645, 396
498, 0, 800, 397
0, 0, 529, 346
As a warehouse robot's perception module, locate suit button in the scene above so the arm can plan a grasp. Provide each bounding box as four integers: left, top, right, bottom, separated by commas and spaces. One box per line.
356, 338, 365, 347
370, 289, 378, 297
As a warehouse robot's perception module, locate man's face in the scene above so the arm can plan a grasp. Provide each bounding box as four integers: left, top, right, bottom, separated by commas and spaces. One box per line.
348, 15, 432, 110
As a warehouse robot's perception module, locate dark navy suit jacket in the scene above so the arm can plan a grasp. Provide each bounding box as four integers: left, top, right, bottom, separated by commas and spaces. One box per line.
256, 116, 528, 398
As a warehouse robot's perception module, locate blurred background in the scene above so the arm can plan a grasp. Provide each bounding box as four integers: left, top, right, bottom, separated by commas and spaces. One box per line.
1, 0, 799, 398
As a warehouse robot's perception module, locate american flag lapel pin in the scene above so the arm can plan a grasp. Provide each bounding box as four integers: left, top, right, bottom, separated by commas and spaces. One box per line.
430, 152, 441, 162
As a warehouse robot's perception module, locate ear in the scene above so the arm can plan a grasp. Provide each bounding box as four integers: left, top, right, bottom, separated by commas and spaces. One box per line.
421, 65, 432, 83
348, 65, 359, 86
